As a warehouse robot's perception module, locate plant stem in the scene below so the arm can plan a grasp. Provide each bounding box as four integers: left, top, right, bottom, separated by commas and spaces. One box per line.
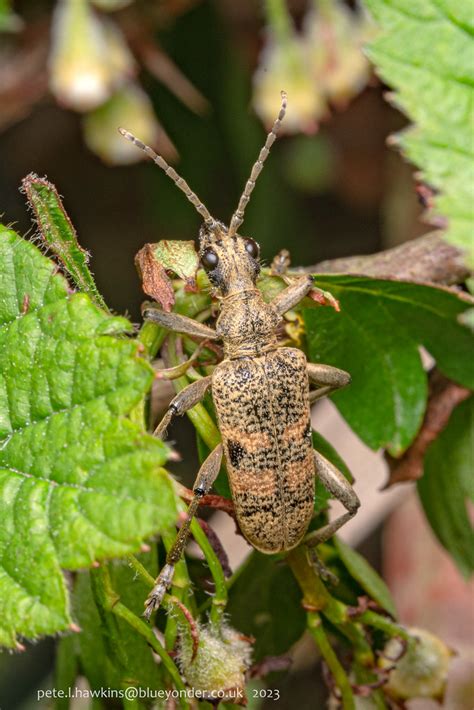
190, 518, 227, 624
287, 546, 338, 613
137, 320, 167, 359
90, 565, 188, 706
307, 611, 355, 710
112, 601, 188, 706
126, 554, 156, 587
164, 335, 221, 451
355, 609, 412, 644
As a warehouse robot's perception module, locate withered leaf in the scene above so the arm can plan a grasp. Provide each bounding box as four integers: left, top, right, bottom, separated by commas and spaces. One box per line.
135, 240, 200, 311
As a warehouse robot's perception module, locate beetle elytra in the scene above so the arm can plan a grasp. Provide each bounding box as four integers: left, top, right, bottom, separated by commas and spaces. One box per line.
120, 92, 360, 620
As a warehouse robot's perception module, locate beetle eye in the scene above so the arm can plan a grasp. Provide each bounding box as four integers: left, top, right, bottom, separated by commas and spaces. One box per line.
244, 238, 260, 259
201, 248, 219, 271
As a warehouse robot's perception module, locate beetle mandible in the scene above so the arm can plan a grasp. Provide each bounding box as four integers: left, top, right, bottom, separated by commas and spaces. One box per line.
120, 92, 360, 620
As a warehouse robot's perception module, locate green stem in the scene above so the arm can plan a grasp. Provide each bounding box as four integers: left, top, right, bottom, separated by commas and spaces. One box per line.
137, 320, 167, 359
287, 546, 340, 615
165, 335, 221, 451
112, 601, 188, 707
126, 554, 155, 587
355, 609, 412, 644
307, 612, 355, 710
190, 518, 227, 624
196, 551, 253, 617
90, 566, 187, 705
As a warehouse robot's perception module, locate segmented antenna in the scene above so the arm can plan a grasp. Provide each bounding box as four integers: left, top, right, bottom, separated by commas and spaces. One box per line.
118, 128, 215, 225
228, 90, 287, 236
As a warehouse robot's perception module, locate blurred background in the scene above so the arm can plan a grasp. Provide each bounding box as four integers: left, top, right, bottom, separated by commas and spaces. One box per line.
0, 1, 471, 708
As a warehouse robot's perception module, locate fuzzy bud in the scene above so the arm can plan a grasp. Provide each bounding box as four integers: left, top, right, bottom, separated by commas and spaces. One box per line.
83, 82, 166, 164
49, 0, 134, 112
380, 627, 453, 701
177, 621, 252, 704
253, 31, 326, 134
303, 1, 373, 106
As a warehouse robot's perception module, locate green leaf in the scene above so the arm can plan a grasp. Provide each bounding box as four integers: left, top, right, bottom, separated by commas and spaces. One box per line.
72, 556, 164, 693
305, 275, 473, 455
364, 0, 474, 267
0, 227, 178, 648
417, 396, 474, 577
227, 552, 306, 660
333, 538, 397, 618
21, 174, 108, 311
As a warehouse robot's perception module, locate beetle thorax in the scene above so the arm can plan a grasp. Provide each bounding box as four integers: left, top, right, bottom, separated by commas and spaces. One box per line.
198, 222, 281, 358
216, 291, 281, 359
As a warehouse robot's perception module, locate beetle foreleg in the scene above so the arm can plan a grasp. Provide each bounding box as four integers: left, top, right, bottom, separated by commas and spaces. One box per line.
307, 363, 351, 404
142, 304, 218, 340
144, 444, 223, 620
271, 274, 314, 316
154, 375, 212, 438
304, 450, 360, 547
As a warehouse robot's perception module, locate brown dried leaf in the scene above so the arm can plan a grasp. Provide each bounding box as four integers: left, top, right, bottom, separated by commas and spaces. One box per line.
135, 243, 175, 312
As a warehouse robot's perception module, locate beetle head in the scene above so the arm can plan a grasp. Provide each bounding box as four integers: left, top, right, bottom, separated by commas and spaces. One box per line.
198, 222, 260, 296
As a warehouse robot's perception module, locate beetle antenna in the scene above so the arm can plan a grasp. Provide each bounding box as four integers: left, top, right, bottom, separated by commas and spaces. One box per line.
118, 128, 215, 225
228, 90, 287, 236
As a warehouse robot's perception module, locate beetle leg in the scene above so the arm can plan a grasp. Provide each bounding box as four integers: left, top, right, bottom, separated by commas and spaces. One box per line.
304, 450, 360, 547
142, 304, 218, 340
154, 375, 212, 438
307, 363, 351, 403
271, 274, 314, 316
144, 444, 223, 620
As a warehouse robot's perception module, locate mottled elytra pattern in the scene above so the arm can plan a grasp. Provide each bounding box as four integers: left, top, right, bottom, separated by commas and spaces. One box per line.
212, 348, 314, 553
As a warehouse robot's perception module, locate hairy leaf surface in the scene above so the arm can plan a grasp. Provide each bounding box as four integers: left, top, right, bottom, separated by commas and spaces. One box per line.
364, 0, 474, 265
0, 227, 177, 648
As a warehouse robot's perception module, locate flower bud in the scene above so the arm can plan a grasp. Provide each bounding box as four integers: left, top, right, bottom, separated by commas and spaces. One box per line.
380, 627, 453, 701
303, 1, 372, 106
82, 82, 168, 164
253, 31, 326, 134
49, 0, 134, 112
177, 621, 252, 704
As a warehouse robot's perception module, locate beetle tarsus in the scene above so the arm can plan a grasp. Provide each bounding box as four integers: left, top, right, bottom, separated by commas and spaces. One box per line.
143, 563, 174, 621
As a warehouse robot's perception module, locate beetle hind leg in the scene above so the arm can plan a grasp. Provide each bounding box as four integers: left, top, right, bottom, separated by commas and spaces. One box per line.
308, 363, 351, 404
304, 450, 360, 547
144, 444, 223, 620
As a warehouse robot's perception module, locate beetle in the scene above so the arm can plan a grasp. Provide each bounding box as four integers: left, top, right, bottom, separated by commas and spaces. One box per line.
120, 92, 360, 620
